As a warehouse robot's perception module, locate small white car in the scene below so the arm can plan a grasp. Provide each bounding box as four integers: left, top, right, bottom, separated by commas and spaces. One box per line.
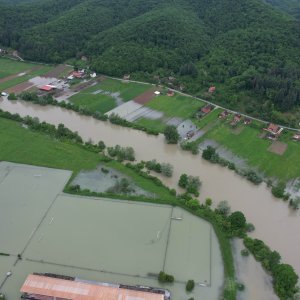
1, 92, 8, 97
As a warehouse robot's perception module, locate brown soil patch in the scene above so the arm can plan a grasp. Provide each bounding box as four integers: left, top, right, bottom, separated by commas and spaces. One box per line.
7, 82, 33, 93
134, 87, 159, 105
43, 64, 72, 78
268, 141, 288, 155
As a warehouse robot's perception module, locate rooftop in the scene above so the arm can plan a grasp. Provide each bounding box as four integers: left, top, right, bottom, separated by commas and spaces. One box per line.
21, 274, 164, 300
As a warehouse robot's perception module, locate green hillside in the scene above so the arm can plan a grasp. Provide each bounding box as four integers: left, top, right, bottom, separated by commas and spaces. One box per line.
0, 0, 299, 125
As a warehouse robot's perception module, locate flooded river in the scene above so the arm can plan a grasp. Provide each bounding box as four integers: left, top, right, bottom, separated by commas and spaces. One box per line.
0, 98, 299, 280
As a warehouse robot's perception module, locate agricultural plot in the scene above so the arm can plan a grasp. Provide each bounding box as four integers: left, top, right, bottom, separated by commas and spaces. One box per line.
203, 122, 300, 180
77, 78, 152, 102
145, 94, 204, 120
0, 58, 37, 79
69, 92, 117, 114
0, 65, 53, 92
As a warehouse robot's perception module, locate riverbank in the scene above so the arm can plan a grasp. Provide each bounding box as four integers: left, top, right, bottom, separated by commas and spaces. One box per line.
0, 98, 299, 278
0, 115, 234, 299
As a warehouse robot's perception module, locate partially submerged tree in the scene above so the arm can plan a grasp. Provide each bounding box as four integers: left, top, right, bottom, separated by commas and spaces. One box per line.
164, 125, 179, 144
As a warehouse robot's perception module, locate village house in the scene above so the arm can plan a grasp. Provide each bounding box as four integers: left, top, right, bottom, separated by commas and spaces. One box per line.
167, 89, 174, 97
244, 118, 252, 125
219, 110, 230, 119
293, 133, 300, 141
230, 114, 242, 127
263, 123, 283, 140
208, 86, 216, 93
123, 74, 130, 80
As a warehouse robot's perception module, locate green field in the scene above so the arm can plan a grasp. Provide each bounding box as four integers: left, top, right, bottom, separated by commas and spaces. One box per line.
0, 117, 173, 198
0, 65, 53, 91
97, 78, 152, 101
193, 108, 222, 129
0, 58, 37, 79
75, 78, 151, 102
146, 94, 204, 119
69, 93, 117, 113
135, 117, 166, 133
204, 122, 300, 181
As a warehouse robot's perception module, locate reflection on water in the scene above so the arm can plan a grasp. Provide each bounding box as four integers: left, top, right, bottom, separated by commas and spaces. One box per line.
0, 98, 299, 279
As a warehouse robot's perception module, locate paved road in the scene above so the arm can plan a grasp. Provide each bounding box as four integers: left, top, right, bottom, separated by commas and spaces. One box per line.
107, 75, 300, 132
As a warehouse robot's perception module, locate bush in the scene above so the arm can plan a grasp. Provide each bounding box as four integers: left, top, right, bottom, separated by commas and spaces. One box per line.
241, 249, 249, 257
8, 93, 17, 100
271, 182, 286, 198
229, 211, 246, 230
202, 146, 217, 161
216, 200, 231, 216
164, 125, 179, 144
98, 141, 106, 151
186, 280, 195, 292
236, 282, 245, 291
244, 170, 262, 185
178, 174, 188, 188
107, 145, 135, 162
158, 271, 174, 283
161, 163, 173, 177
289, 197, 300, 210
246, 223, 255, 232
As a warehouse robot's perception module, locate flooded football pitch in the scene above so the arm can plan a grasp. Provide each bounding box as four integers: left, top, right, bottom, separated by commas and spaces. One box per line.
0, 162, 223, 299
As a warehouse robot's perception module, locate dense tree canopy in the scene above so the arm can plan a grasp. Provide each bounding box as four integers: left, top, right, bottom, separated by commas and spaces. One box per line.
0, 0, 299, 122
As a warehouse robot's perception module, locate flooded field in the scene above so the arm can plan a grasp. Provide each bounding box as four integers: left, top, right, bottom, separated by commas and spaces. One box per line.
71, 165, 155, 197
0, 98, 299, 280
232, 239, 278, 300
0, 162, 224, 300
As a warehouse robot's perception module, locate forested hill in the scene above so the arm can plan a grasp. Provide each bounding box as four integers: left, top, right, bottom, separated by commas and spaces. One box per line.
0, 0, 299, 125
264, 0, 300, 19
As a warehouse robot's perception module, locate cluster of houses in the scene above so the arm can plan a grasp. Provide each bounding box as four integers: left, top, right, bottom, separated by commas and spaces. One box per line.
67, 69, 96, 80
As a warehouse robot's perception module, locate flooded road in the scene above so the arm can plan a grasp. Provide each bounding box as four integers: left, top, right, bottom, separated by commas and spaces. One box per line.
0, 98, 299, 280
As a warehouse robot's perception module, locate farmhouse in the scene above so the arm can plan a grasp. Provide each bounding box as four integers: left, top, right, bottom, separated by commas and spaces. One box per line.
123, 74, 130, 80
230, 114, 242, 126
244, 118, 252, 125
208, 86, 216, 93
20, 274, 168, 300
167, 89, 174, 96
264, 123, 283, 140
218, 110, 230, 119
293, 133, 300, 141
201, 105, 213, 115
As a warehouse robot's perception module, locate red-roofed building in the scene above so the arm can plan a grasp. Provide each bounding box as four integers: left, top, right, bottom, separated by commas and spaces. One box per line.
264, 123, 283, 140
39, 85, 55, 92
201, 105, 213, 114
72, 71, 83, 78
167, 90, 174, 97
20, 274, 168, 300
293, 133, 300, 141
208, 86, 216, 93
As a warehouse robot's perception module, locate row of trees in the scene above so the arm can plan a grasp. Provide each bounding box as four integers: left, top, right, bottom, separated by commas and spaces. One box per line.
244, 237, 298, 299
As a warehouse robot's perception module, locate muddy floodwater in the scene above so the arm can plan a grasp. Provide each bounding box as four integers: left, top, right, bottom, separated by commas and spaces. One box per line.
0, 162, 223, 300
0, 99, 299, 288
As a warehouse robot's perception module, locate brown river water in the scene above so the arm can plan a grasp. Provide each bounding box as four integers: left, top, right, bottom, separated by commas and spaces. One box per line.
0, 98, 299, 296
